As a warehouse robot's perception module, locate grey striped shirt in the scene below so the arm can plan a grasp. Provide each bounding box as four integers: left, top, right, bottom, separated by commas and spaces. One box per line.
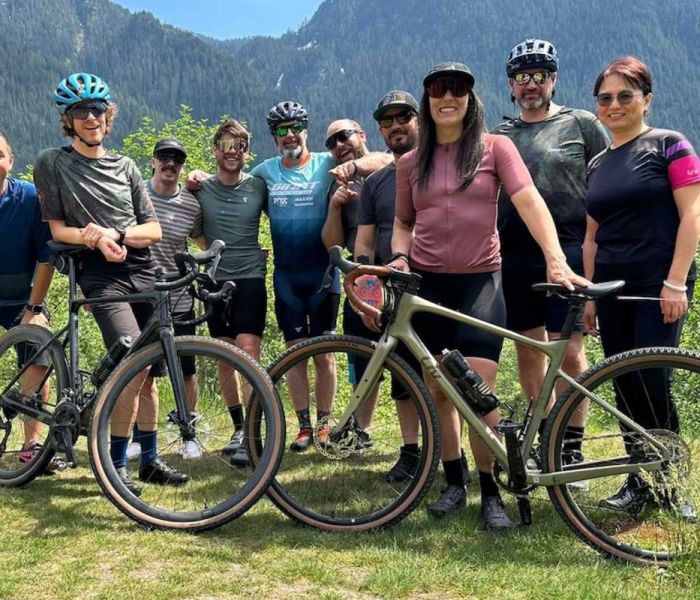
147, 181, 202, 313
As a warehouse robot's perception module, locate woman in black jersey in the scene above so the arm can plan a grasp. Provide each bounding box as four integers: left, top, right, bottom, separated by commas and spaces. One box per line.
583, 57, 700, 512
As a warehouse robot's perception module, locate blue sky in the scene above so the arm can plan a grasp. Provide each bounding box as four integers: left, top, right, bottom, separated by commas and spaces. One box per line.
114, 0, 325, 39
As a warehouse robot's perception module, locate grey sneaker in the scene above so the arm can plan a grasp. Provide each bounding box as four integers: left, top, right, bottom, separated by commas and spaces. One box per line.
221, 428, 245, 456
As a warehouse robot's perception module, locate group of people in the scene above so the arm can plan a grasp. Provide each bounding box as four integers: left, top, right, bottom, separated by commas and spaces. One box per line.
2, 37, 698, 529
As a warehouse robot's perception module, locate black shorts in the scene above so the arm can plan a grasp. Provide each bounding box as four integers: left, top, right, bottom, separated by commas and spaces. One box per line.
171, 308, 197, 377
412, 270, 506, 362
342, 298, 419, 400
274, 265, 340, 341
502, 245, 584, 333
0, 304, 51, 368
206, 278, 266, 339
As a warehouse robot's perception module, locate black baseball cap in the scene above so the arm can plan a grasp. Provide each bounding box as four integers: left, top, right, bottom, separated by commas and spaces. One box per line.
423, 62, 475, 88
373, 90, 420, 121
153, 137, 187, 158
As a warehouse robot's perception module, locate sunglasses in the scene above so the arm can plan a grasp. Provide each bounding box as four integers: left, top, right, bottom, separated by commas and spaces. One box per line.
216, 137, 249, 154
324, 129, 359, 150
69, 103, 108, 120
155, 152, 186, 165
378, 112, 415, 129
595, 90, 642, 107
274, 122, 306, 138
513, 71, 550, 86
425, 76, 471, 98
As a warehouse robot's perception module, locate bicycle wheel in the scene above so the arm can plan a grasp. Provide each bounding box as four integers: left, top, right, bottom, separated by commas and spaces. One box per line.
88, 336, 284, 531
543, 347, 700, 565
249, 334, 440, 531
0, 324, 68, 486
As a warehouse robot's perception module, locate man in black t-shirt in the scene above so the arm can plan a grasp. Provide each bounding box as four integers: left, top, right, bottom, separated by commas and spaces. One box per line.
492, 40, 608, 464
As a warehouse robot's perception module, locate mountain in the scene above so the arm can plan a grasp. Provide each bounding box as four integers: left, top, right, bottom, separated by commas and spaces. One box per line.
2, 0, 699, 171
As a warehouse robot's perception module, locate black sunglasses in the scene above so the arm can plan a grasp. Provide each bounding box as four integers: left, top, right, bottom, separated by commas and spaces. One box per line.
513, 71, 550, 86
378, 112, 415, 129
69, 103, 108, 120
425, 76, 471, 99
595, 90, 641, 106
155, 152, 186, 165
324, 129, 359, 150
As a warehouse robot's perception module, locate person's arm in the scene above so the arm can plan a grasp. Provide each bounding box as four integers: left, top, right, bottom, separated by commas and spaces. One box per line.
582, 215, 599, 335
185, 170, 212, 192
354, 224, 377, 264
388, 154, 416, 272
21, 263, 54, 327
321, 185, 356, 249
660, 182, 700, 323
49, 220, 127, 263
330, 152, 393, 185
192, 235, 207, 250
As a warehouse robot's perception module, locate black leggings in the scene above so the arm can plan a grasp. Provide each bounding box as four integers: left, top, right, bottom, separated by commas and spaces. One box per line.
596, 280, 694, 435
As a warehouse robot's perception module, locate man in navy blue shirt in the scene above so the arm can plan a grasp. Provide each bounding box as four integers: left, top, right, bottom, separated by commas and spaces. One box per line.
0, 131, 56, 469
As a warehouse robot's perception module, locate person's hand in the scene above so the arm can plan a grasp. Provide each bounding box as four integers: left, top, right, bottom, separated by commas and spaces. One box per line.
330, 184, 357, 208
80, 223, 114, 249
20, 309, 49, 328
185, 170, 209, 192
97, 236, 127, 262
329, 161, 358, 186
583, 301, 598, 337
387, 257, 410, 272
360, 313, 382, 333
545, 255, 590, 291
660, 285, 688, 324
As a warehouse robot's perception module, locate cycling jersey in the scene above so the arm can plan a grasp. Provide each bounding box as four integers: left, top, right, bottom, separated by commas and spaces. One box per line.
395, 134, 532, 273
587, 128, 700, 285
0, 178, 51, 307
493, 107, 608, 253
357, 164, 397, 264
251, 152, 335, 267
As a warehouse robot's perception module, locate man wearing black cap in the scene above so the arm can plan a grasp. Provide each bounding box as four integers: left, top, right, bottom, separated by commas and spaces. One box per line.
128, 137, 204, 460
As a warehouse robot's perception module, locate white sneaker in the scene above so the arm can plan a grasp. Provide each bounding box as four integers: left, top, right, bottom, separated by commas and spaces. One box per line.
126, 442, 141, 460
181, 440, 203, 460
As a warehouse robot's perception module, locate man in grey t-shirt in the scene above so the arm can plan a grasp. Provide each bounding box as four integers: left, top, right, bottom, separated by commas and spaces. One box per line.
194, 118, 268, 466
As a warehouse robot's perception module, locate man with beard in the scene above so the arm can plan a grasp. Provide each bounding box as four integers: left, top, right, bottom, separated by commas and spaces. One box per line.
195, 119, 268, 466
492, 39, 608, 465
252, 101, 390, 452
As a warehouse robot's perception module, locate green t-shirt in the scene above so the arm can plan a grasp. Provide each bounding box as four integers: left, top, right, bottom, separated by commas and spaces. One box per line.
196, 173, 267, 280
34, 146, 157, 272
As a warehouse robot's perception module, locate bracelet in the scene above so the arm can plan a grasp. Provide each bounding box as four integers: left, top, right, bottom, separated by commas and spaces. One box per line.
663, 280, 688, 292
350, 161, 358, 177
386, 252, 409, 265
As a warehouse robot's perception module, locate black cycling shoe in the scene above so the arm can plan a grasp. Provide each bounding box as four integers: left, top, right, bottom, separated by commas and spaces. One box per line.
221, 428, 245, 456
116, 466, 142, 497
290, 428, 313, 452
480, 495, 514, 530
139, 458, 189, 486
598, 474, 652, 514
427, 484, 466, 517
386, 447, 420, 483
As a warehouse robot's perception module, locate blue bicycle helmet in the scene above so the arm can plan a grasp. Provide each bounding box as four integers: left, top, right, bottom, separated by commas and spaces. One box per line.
54, 73, 111, 114
506, 39, 559, 77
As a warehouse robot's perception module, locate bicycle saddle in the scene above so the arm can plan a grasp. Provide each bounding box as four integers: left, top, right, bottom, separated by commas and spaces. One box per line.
531, 280, 625, 299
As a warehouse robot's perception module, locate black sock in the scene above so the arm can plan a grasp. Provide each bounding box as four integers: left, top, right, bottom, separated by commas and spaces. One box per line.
317, 410, 330, 422
443, 458, 464, 487
404, 443, 419, 455
563, 426, 585, 453
479, 470, 500, 498
229, 405, 245, 430
296, 408, 311, 430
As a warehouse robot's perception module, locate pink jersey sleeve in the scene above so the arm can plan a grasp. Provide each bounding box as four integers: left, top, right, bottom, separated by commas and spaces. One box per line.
666, 138, 700, 189
395, 150, 417, 224
490, 134, 534, 197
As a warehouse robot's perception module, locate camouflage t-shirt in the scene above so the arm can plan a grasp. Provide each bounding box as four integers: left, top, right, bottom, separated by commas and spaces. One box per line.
492, 107, 608, 254
34, 146, 157, 272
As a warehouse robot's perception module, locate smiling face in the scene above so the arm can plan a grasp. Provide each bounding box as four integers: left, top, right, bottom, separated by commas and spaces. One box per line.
152, 151, 185, 186
428, 86, 468, 131
68, 103, 109, 147
596, 73, 651, 135
509, 68, 556, 112
378, 108, 419, 155
325, 119, 366, 164
274, 120, 308, 160
214, 134, 248, 175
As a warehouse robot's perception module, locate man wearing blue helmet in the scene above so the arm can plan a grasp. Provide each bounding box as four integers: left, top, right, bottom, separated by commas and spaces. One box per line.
492, 40, 608, 473
34, 73, 188, 496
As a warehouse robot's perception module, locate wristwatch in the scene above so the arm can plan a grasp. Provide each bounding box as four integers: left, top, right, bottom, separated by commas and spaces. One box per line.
25, 303, 44, 314
115, 226, 127, 246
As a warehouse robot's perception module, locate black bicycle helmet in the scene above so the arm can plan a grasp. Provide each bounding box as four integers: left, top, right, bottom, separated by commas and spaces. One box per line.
506, 38, 559, 77
266, 101, 308, 133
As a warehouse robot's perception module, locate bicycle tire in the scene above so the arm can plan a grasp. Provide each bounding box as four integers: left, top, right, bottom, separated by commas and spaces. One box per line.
249, 334, 440, 531
0, 324, 68, 486
543, 347, 700, 565
88, 336, 284, 531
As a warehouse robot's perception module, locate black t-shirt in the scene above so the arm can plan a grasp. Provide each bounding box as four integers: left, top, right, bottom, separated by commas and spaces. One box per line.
586, 128, 700, 285
493, 107, 608, 253
357, 164, 397, 264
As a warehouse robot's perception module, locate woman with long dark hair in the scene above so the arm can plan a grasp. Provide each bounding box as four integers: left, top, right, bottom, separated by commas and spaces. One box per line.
584, 56, 700, 514
389, 62, 586, 528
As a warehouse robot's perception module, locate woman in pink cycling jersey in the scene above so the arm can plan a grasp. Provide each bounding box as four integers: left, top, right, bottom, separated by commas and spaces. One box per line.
389, 62, 586, 529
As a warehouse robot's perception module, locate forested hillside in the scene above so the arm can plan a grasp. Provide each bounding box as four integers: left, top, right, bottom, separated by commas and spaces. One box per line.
2, 0, 699, 169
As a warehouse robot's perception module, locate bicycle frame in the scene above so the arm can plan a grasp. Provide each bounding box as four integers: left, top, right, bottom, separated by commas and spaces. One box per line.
332, 290, 667, 487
